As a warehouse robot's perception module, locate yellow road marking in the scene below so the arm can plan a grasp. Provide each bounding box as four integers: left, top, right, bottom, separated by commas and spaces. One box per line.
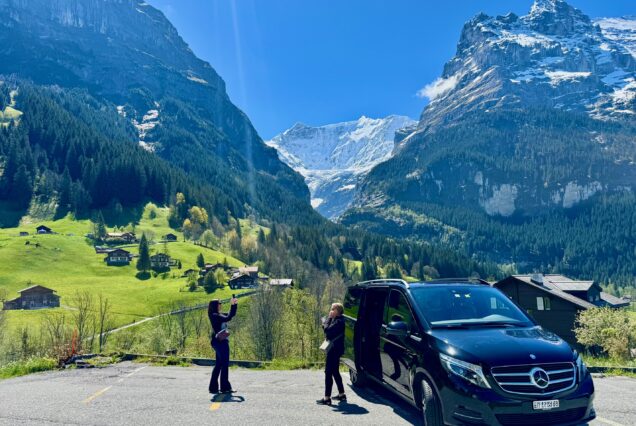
209, 394, 229, 411
83, 386, 112, 404
83, 366, 147, 404
596, 417, 625, 426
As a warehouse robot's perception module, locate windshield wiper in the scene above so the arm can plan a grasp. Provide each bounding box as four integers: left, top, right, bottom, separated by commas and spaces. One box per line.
431, 323, 471, 329
471, 321, 522, 328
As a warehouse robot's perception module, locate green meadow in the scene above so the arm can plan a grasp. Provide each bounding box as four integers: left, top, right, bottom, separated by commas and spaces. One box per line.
0, 205, 248, 332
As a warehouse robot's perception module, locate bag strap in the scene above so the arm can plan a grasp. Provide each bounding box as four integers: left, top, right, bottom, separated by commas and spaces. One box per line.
330, 333, 344, 342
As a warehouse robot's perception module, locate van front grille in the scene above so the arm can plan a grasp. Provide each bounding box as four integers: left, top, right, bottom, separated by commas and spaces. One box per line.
490, 362, 576, 395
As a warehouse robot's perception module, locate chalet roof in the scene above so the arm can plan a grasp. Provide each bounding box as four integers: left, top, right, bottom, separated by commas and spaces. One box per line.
108, 248, 131, 255
36, 225, 51, 231
106, 232, 135, 238
239, 266, 258, 274
269, 279, 293, 286
599, 292, 631, 308
229, 273, 253, 282
533, 275, 595, 292
506, 275, 596, 310
164, 233, 177, 237
18, 285, 56, 294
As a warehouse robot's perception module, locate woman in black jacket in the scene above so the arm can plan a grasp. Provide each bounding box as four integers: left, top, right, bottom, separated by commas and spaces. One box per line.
208, 297, 237, 394
317, 302, 346, 405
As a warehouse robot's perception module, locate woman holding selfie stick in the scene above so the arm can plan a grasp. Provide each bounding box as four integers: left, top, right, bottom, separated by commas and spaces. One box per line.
316, 302, 346, 406
208, 296, 238, 394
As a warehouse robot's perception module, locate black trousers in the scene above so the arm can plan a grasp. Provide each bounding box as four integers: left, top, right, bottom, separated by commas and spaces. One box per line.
324, 351, 344, 396
210, 339, 231, 392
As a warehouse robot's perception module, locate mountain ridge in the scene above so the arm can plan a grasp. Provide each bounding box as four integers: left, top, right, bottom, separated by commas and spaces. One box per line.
0, 0, 315, 224
267, 115, 416, 219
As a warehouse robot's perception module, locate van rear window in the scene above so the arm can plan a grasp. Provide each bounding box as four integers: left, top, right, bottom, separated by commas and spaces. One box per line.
344, 286, 363, 319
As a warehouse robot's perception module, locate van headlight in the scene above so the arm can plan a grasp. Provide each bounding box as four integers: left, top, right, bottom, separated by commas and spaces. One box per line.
440, 354, 491, 389
575, 353, 588, 382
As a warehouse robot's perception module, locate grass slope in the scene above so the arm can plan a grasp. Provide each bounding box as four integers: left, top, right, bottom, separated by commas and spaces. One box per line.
0, 205, 247, 332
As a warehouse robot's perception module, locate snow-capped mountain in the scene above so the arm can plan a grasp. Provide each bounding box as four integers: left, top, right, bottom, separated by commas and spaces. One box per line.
267, 115, 416, 219
597, 17, 636, 61
341, 0, 636, 273
415, 0, 635, 131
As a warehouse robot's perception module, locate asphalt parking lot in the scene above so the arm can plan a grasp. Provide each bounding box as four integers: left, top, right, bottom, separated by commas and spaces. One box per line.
0, 362, 633, 425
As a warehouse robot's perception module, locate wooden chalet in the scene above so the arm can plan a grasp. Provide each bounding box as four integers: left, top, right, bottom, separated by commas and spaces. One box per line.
163, 233, 178, 241
494, 274, 630, 347
150, 253, 171, 269
19, 231, 29, 237
228, 273, 257, 290
105, 232, 137, 243
36, 225, 52, 234
239, 266, 259, 278
104, 248, 132, 266
3, 285, 60, 310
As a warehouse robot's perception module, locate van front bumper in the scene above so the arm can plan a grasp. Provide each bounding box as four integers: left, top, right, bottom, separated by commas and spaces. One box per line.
438, 374, 595, 426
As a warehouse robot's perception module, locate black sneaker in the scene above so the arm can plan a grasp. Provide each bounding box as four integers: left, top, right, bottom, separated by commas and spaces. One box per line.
333, 394, 347, 402
220, 389, 235, 394
316, 397, 332, 406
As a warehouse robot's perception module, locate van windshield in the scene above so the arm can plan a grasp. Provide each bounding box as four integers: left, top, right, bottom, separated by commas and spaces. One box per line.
411, 286, 533, 328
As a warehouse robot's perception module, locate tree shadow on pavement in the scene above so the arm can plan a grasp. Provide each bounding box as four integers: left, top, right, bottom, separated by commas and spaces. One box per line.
346, 382, 421, 424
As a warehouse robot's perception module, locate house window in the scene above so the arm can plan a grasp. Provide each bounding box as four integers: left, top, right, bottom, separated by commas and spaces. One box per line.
536, 296, 551, 311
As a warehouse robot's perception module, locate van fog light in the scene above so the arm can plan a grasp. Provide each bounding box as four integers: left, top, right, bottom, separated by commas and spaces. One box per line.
440, 354, 491, 389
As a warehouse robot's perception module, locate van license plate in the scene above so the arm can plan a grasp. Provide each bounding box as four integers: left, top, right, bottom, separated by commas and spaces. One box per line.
533, 400, 559, 410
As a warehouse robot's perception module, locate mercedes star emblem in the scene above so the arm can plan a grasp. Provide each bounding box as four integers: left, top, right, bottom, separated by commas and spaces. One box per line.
530, 367, 550, 389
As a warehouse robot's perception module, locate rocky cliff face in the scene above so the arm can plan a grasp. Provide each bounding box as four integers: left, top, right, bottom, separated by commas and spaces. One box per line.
0, 0, 311, 216
267, 115, 415, 219
349, 0, 636, 221
416, 0, 635, 131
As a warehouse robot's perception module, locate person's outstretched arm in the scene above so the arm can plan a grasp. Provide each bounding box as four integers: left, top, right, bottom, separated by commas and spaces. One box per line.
225, 302, 237, 321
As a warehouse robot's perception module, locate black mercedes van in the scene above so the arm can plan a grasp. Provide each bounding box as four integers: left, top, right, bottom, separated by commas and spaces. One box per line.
342, 279, 595, 426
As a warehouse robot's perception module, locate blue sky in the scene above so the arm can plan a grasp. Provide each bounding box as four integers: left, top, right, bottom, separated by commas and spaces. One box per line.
147, 0, 634, 139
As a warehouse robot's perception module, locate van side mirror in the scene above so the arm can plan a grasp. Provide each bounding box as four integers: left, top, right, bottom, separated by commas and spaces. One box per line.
386, 321, 408, 337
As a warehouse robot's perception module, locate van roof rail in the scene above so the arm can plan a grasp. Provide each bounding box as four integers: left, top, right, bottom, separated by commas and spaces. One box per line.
424, 278, 491, 285
356, 279, 410, 288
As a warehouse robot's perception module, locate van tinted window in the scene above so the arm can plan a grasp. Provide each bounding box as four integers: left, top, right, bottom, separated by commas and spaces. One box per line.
386, 289, 419, 335
344, 286, 363, 319
412, 286, 532, 327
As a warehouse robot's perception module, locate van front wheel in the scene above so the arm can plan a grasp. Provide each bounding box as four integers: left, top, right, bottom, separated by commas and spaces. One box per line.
349, 368, 367, 388
420, 379, 443, 426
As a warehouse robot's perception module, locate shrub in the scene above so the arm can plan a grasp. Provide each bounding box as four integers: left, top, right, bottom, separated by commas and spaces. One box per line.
0, 358, 58, 379
575, 307, 636, 360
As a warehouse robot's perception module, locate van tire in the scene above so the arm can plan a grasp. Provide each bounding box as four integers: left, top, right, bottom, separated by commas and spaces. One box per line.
349, 368, 367, 388
420, 379, 443, 426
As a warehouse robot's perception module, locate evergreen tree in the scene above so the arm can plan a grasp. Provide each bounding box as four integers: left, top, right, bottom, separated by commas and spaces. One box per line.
196, 253, 205, 268
137, 234, 151, 272
202, 271, 218, 293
